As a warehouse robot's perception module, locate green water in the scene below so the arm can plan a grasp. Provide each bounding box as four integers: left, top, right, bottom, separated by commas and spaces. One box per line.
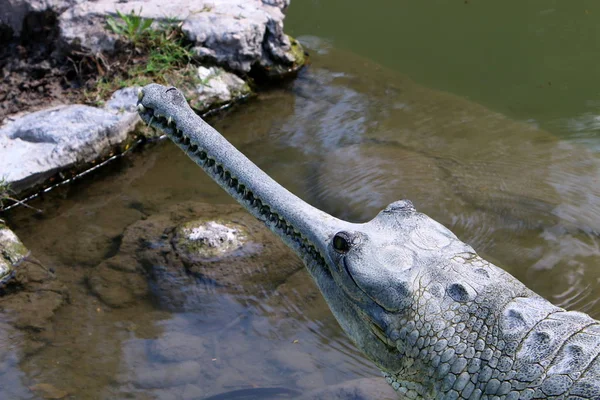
287, 0, 600, 137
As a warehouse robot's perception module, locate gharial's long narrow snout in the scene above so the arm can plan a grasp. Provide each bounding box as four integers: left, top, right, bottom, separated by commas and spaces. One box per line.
136, 84, 355, 269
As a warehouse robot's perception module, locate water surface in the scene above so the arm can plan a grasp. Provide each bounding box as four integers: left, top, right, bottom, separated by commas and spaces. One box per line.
3, 2, 600, 399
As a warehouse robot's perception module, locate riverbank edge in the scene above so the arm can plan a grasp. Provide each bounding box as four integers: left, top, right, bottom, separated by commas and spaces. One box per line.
0, 0, 306, 288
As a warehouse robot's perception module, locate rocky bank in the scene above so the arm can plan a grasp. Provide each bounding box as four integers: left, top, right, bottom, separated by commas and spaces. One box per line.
1, 0, 305, 195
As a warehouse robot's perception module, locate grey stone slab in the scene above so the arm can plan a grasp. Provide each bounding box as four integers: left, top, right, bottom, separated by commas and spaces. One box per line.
0, 103, 139, 191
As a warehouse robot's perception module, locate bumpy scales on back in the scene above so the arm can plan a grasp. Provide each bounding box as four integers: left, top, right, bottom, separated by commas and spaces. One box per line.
137, 84, 600, 400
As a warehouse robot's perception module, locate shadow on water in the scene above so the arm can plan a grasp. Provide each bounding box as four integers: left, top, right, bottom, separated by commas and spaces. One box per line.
3, 37, 600, 398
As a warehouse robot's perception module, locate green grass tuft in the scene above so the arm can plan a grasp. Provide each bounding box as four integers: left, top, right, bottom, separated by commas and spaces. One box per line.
86, 10, 194, 105
0, 178, 11, 211
106, 8, 154, 46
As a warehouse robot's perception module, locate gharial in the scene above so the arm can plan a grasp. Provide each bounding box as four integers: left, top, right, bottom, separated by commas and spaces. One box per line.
137, 84, 600, 400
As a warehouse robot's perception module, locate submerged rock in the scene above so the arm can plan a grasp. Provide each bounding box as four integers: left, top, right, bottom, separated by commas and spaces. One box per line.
87, 201, 301, 309
87, 258, 148, 308
149, 331, 206, 363
158, 204, 301, 297
28, 382, 70, 399
0, 224, 68, 333
0, 226, 68, 382
132, 360, 203, 389
1, 258, 68, 331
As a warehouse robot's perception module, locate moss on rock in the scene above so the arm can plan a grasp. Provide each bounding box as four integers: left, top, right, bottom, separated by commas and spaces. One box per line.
0, 224, 29, 285
288, 35, 307, 69
260, 35, 308, 80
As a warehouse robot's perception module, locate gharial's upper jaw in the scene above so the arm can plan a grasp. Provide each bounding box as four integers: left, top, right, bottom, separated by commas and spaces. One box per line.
136, 84, 192, 127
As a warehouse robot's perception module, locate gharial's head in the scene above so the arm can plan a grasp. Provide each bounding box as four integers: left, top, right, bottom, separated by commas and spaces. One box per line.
305, 198, 478, 371
136, 83, 486, 372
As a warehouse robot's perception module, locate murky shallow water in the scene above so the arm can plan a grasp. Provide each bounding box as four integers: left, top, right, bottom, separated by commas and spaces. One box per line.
3, 35, 600, 400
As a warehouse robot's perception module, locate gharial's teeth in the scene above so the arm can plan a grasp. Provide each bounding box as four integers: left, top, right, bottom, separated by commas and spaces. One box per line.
137, 88, 144, 101
167, 116, 173, 126
137, 104, 146, 113
154, 110, 163, 118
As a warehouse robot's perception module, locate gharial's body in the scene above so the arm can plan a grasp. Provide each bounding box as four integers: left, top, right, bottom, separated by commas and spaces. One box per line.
137, 84, 600, 399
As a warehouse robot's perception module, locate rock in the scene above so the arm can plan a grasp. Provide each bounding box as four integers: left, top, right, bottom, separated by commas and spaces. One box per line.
0, 224, 29, 264
0, 104, 139, 193
0, 225, 68, 332
29, 382, 69, 399
133, 360, 203, 389
149, 331, 206, 363
173, 219, 249, 259
84, 201, 301, 310
0, 223, 28, 285
262, 0, 290, 10
299, 377, 398, 400
2, 0, 304, 196
181, 0, 297, 73
103, 86, 140, 114
191, 66, 252, 110
0, 0, 80, 37
2, 274, 66, 331
0, 225, 69, 334
160, 65, 254, 114
163, 203, 302, 293
57, 0, 304, 75
87, 258, 148, 308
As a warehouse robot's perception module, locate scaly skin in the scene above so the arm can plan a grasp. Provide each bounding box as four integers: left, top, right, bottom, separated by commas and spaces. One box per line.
137, 84, 600, 399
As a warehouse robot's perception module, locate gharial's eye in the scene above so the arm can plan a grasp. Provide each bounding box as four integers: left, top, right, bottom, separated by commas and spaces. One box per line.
332, 232, 352, 253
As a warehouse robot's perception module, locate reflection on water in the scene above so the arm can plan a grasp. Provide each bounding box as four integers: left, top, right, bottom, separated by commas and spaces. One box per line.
3, 38, 600, 398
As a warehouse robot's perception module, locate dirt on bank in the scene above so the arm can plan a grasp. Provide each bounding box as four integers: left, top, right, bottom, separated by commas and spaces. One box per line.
1, 11, 79, 122
1, 10, 182, 123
